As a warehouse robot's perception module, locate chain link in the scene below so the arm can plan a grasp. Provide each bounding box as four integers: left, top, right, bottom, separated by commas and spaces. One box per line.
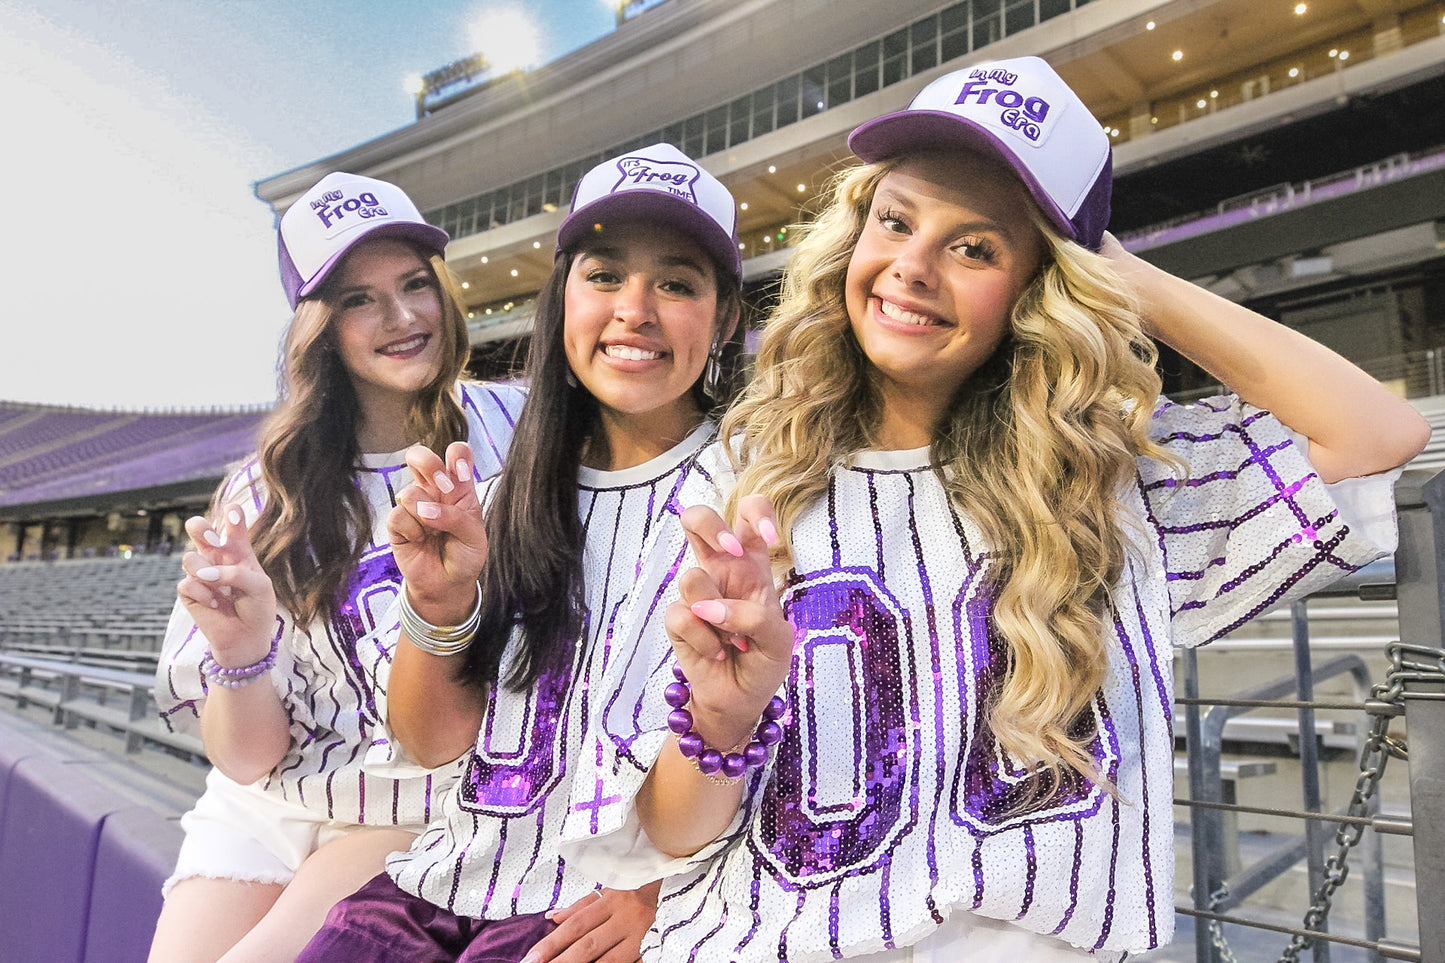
1206, 884, 1241, 963
1275, 640, 1441, 962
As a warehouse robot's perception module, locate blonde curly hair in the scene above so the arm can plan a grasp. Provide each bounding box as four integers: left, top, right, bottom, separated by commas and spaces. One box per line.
721, 158, 1176, 787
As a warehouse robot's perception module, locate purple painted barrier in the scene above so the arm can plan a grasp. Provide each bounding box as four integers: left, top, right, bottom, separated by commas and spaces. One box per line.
0, 718, 184, 962
1120, 146, 1445, 253
84, 808, 181, 963
0, 724, 46, 815
0, 756, 128, 963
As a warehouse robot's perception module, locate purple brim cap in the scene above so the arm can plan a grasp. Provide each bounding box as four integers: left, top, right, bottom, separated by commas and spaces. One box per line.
556, 143, 741, 283
279, 221, 449, 309
557, 191, 742, 281
847, 57, 1112, 251
278, 170, 451, 309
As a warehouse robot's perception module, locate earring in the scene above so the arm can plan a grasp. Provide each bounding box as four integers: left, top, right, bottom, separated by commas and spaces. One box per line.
703, 339, 724, 401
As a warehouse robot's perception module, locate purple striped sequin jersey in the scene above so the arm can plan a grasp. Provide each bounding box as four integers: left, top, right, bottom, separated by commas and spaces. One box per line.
383, 423, 722, 918
566, 396, 1397, 961
155, 382, 525, 827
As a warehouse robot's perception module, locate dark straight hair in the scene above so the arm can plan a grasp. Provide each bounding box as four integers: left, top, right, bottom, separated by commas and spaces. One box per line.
460, 246, 744, 693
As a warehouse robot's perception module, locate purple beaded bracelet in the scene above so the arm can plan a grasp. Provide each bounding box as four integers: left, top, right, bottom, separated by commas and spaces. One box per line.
665, 663, 786, 780
200, 636, 279, 689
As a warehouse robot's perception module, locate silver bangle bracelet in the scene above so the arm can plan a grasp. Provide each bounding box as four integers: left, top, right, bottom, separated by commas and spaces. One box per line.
399, 579, 481, 656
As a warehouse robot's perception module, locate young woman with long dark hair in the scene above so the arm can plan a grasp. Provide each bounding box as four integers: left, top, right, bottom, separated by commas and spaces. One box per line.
298, 144, 744, 963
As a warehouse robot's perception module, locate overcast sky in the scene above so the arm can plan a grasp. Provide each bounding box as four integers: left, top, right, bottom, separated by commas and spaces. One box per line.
2, 0, 615, 410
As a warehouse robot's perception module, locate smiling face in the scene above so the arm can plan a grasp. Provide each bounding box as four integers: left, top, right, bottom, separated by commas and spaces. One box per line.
844, 152, 1045, 446
327, 238, 445, 429
562, 220, 729, 462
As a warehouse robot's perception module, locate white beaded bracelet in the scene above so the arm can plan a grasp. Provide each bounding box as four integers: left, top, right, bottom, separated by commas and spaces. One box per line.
398, 579, 481, 656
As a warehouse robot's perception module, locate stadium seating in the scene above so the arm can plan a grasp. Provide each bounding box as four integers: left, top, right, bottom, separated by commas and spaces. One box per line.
0, 401, 263, 509
0, 717, 182, 963
0, 555, 180, 654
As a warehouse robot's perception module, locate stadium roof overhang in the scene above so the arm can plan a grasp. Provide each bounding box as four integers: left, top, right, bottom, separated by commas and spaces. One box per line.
0, 479, 219, 525
253, 0, 1445, 341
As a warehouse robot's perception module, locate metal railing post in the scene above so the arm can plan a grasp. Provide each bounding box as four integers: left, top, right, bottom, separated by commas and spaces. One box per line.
1291, 599, 1332, 962
1183, 645, 1223, 963
1394, 470, 1445, 963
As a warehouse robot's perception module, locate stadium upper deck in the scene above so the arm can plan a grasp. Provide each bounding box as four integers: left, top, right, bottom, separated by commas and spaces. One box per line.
8, 0, 1445, 563
0, 403, 266, 563
256, 0, 1445, 395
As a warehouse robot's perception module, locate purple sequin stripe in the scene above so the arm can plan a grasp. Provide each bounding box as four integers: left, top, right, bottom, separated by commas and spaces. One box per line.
645, 398, 1389, 960
154, 381, 525, 828
386, 425, 720, 920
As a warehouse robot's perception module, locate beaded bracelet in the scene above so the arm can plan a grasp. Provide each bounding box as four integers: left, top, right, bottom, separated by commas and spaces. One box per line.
665, 663, 786, 781
399, 578, 482, 656
200, 636, 279, 689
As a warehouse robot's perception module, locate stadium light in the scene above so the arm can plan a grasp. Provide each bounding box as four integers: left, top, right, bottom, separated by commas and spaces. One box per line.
469, 8, 541, 75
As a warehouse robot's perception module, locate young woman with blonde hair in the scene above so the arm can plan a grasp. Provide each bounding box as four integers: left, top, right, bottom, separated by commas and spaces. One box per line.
151, 172, 523, 963
566, 57, 1428, 961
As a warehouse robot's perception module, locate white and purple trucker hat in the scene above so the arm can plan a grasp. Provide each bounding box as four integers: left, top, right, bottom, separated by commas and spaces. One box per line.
557, 143, 741, 282
848, 56, 1111, 251
278, 171, 450, 308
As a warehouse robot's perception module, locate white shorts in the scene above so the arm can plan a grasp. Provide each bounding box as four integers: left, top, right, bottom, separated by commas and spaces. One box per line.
163, 768, 423, 897
849, 911, 1123, 963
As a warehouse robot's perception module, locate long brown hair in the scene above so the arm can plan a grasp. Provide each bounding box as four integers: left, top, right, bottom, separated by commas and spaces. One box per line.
237, 245, 471, 626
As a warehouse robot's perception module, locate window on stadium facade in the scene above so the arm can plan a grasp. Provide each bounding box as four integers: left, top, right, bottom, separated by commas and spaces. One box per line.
426, 0, 1083, 241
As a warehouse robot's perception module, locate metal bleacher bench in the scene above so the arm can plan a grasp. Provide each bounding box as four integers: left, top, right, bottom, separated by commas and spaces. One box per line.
1173, 713, 1358, 754
0, 652, 204, 761
1173, 755, 1278, 785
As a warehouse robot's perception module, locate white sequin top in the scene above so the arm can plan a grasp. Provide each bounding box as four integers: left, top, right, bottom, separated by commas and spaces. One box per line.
562, 395, 1401, 961
155, 382, 525, 828
381, 423, 720, 916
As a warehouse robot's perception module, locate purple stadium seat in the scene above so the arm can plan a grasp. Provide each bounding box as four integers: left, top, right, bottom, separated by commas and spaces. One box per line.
84, 807, 182, 963
0, 756, 130, 963
0, 724, 47, 811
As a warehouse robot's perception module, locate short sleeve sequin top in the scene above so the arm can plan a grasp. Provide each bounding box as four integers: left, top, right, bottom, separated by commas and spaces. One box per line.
563, 395, 1400, 961
383, 423, 721, 917
155, 382, 525, 828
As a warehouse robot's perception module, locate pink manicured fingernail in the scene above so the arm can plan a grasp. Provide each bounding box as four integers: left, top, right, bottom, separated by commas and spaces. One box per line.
432, 471, 455, 494
417, 501, 442, 520
456, 459, 471, 482
227, 508, 243, 527
759, 517, 778, 546
202, 529, 223, 547
219, 586, 233, 597
196, 566, 221, 582
718, 532, 744, 557
543, 909, 557, 921
729, 633, 750, 652
691, 599, 727, 623
714, 649, 728, 661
